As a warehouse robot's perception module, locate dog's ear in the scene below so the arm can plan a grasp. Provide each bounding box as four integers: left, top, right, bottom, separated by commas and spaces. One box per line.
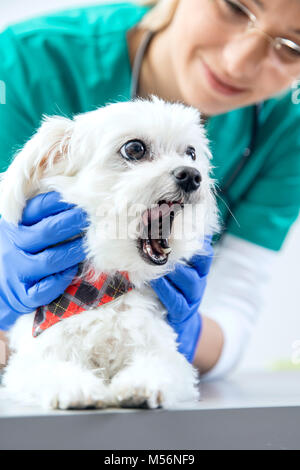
0, 115, 75, 224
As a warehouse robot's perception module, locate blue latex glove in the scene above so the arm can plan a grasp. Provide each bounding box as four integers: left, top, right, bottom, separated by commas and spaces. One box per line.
150, 236, 214, 363
0, 191, 88, 331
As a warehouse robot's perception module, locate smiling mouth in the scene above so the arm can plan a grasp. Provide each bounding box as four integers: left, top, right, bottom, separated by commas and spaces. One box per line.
201, 59, 248, 95
138, 199, 184, 265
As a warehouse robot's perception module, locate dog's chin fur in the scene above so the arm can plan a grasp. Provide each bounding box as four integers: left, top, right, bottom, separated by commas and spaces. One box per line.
0, 96, 219, 409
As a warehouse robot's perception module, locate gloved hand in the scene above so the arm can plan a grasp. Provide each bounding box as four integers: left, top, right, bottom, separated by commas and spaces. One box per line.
0, 191, 88, 331
150, 236, 214, 363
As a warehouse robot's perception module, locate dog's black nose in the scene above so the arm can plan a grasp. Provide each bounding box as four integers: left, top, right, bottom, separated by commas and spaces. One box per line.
172, 166, 202, 193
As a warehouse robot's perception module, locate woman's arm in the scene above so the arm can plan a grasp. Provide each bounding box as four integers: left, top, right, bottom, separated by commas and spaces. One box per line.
0, 330, 8, 368
196, 233, 277, 379
193, 315, 224, 374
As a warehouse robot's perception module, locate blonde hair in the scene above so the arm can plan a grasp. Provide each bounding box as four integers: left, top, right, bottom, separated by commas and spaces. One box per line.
135, 0, 180, 31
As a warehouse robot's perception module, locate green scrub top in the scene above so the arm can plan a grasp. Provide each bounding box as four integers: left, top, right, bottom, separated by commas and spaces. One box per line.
0, 1, 300, 251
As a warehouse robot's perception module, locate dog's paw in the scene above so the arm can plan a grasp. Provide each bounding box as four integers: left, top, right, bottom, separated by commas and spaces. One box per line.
38, 365, 109, 410
47, 389, 108, 410
113, 384, 164, 409
109, 372, 174, 409
108, 353, 200, 409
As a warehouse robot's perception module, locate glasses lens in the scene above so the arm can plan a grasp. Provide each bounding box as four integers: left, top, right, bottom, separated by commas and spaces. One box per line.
216, 0, 250, 24
276, 42, 300, 63
214, 1, 300, 66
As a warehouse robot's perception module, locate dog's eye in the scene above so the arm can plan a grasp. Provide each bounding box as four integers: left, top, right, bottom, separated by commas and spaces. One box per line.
186, 146, 196, 161
120, 140, 147, 161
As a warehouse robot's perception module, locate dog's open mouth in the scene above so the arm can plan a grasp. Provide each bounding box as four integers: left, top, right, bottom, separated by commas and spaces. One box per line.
138, 199, 184, 265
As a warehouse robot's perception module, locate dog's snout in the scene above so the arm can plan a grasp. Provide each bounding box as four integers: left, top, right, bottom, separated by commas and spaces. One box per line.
172, 166, 202, 193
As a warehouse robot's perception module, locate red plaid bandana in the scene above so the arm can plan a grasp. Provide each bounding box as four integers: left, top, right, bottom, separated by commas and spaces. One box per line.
32, 265, 134, 337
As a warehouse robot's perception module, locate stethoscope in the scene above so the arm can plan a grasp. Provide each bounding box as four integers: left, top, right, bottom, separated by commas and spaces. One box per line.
130, 30, 262, 237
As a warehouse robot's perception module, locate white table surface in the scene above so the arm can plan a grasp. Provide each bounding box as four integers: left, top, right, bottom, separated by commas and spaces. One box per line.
0, 370, 299, 449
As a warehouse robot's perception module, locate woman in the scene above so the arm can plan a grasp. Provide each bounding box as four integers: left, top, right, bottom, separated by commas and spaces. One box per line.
0, 0, 300, 379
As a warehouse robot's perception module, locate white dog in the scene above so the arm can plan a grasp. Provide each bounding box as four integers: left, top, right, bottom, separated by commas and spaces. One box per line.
0, 96, 218, 409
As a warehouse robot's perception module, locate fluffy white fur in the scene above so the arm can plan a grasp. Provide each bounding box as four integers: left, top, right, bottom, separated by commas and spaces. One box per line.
0, 96, 218, 409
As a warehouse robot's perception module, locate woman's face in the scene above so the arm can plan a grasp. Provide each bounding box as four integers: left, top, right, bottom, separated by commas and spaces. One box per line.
167, 0, 300, 115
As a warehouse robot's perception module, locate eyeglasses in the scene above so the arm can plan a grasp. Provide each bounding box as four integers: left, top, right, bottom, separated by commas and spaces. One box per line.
210, 0, 300, 66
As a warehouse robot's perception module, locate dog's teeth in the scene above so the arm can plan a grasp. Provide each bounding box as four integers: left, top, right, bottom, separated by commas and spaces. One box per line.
161, 247, 172, 254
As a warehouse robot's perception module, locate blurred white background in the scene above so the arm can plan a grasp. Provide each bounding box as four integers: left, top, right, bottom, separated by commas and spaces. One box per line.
0, 0, 299, 373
